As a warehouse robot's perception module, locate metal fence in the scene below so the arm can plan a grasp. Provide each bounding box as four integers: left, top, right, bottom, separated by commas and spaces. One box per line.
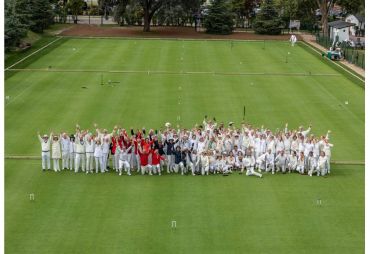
316, 33, 365, 69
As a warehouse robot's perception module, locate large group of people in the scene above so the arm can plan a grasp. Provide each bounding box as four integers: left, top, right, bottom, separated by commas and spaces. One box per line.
37, 117, 333, 178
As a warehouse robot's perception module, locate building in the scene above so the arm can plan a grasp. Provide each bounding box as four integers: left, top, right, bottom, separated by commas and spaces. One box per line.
345, 14, 365, 37
328, 20, 355, 42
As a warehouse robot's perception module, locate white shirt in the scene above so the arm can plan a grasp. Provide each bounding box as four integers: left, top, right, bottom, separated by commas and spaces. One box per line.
38, 135, 51, 152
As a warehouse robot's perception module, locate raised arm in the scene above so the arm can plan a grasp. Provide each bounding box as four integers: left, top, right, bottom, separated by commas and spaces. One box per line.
37, 131, 43, 143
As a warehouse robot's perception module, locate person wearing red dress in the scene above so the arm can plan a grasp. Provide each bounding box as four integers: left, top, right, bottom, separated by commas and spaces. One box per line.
137, 143, 152, 175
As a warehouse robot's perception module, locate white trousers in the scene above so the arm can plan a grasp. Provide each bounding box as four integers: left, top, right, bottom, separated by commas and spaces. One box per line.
297, 165, 305, 174
86, 153, 94, 172
75, 153, 85, 172
174, 162, 184, 174
246, 168, 262, 177
41, 152, 51, 170
166, 155, 174, 172
113, 153, 119, 170
151, 164, 161, 175
287, 163, 296, 172
276, 163, 286, 173
119, 160, 131, 175
141, 165, 152, 175
308, 166, 319, 176
102, 153, 109, 171
131, 154, 140, 171
62, 152, 69, 169
95, 157, 103, 173
53, 158, 60, 172
69, 153, 75, 170
201, 165, 209, 175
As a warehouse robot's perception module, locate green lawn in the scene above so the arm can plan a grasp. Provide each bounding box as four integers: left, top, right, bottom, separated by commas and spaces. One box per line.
5, 38, 365, 253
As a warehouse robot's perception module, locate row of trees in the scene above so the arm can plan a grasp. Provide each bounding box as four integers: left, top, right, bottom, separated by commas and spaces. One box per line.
5, 0, 365, 49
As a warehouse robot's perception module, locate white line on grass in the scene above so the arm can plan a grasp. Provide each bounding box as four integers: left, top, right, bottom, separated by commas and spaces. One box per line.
300, 41, 365, 83
5, 37, 63, 70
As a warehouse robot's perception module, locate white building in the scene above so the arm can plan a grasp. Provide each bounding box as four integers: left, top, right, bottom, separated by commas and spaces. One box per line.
328, 20, 355, 42
345, 14, 365, 37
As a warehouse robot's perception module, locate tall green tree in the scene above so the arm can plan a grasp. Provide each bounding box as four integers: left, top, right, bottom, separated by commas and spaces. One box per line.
253, 0, 284, 35
277, 0, 298, 26
316, 0, 334, 36
29, 0, 54, 32
68, 0, 85, 24
337, 0, 364, 15
296, 0, 316, 31
5, 0, 29, 49
113, 0, 129, 25
231, 0, 258, 28
204, 0, 235, 34
139, 0, 170, 32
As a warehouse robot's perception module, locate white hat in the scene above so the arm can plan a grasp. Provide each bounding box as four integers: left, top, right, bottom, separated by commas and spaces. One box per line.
165, 122, 171, 128
43, 134, 48, 138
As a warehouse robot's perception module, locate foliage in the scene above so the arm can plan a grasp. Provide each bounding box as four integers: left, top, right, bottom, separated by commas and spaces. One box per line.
113, 0, 129, 25
5, 0, 29, 50
203, 0, 235, 35
253, 0, 284, 35
68, 0, 85, 23
29, 0, 55, 32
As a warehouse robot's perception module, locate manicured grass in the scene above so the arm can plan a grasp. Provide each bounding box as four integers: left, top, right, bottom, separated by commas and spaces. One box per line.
5, 38, 364, 253
5, 160, 364, 254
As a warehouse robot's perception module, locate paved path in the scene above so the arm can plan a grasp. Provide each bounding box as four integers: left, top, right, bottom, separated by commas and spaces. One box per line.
300, 33, 365, 78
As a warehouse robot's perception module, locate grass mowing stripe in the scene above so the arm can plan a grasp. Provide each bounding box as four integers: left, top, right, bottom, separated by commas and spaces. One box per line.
6, 68, 340, 77
5, 37, 63, 70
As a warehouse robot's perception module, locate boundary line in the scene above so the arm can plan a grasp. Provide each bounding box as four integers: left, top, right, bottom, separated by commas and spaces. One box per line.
300, 41, 365, 83
59, 35, 288, 42
5, 68, 340, 77
4, 155, 365, 165
5, 37, 63, 70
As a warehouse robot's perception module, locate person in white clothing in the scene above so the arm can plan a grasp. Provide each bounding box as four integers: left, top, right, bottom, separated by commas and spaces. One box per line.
74, 134, 86, 173
243, 151, 262, 178
322, 140, 333, 174
101, 137, 110, 172
275, 150, 288, 174
69, 135, 76, 171
200, 151, 209, 175
317, 151, 329, 176
307, 151, 319, 176
60, 133, 70, 170
289, 34, 297, 46
117, 145, 132, 176
94, 139, 104, 173
85, 136, 95, 174
51, 134, 61, 172
37, 131, 52, 171
296, 152, 305, 174
287, 151, 298, 173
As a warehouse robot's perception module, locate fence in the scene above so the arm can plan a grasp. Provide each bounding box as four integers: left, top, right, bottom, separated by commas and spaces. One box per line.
316, 33, 365, 69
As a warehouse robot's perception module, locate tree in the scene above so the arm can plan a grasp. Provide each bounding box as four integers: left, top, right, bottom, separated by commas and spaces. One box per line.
253, 0, 284, 35
139, 0, 171, 32
5, 0, 29, 49
296, 0, 317, 31
277, 0, 298, 27
203, 0, 235, 35
29, 0, 54, 32
113, 0, 129, 25
316, 0, 334, 36
68, 0, 85, 24
336, 0, 364, 15
231, 0, 258, 28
